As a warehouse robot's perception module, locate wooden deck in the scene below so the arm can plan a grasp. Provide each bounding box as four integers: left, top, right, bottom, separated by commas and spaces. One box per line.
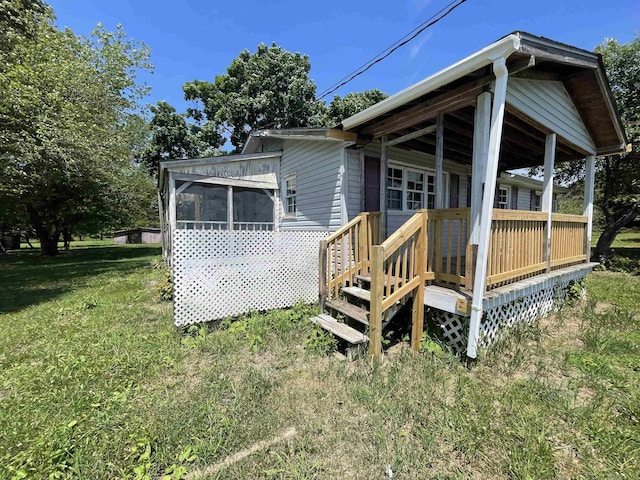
423, 262, 597, 316
318, 208, 591, 358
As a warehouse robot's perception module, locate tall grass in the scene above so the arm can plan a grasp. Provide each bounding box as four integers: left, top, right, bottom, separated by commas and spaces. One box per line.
0, 242, 638, 478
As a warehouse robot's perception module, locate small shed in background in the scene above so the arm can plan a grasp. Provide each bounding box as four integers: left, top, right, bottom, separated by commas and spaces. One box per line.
113, 228, 161, 244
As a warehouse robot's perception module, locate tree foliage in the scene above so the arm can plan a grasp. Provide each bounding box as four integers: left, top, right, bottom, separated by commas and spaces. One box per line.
184, 43, 324, 151
324, 89, 388, 126
556, 35, 640, 260
140, 101, 223, 174
0, 5, 155, 255
590, 35, 640, 259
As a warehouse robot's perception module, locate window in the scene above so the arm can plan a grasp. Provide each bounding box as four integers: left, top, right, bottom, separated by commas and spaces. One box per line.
284, 175, 296, 214
386, 165, 437, 211
406, 170, 424, 210
497, 185, 511, 209
387, 167, 403, 210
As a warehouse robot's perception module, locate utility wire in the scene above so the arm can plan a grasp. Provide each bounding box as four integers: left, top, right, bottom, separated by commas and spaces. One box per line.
256, 0, 469, 132
315, 0, 469, 101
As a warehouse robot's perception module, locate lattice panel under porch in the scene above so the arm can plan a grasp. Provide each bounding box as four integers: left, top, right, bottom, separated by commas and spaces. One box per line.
430, 309, 467, 354
430, 265, 592, 354
172, 230, 329, 326
480, 266, 592, 347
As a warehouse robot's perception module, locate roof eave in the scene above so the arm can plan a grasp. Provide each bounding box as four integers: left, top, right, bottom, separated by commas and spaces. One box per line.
341, 34, 522, 131
242, 128, 357, 154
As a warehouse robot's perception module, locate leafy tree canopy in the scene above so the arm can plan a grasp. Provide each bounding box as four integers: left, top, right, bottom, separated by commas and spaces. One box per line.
324, 89, 388, 126
184, 43, 325, 151
140, 100, 223, 174
555, 35, 640, 260
0, 7, 155, 255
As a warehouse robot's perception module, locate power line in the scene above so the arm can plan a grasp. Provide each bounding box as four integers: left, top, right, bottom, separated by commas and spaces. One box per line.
315, 0, 469, 101
257, 0, 469, 132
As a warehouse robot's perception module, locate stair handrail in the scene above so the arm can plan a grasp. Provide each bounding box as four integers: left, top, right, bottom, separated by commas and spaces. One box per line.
319, 212, 381, 310
369, 209, 431, 358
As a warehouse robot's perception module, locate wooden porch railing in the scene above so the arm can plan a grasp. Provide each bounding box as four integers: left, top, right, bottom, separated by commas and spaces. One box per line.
550, 213, 589, 268
427, 208, 472, 289
487, 210, 588, 288
369, 210, 434, 358
319, 212, 381, 309
318, 208, 589, 358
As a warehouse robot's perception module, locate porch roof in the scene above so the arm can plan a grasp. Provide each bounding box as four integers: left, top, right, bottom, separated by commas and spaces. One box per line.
341, 31, 628, 169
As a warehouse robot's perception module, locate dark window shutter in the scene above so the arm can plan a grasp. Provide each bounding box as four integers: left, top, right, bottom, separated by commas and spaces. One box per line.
467, 176, 472, 207
530, 189, 536, 211
512, 186, 518, 209
450, 174, 459, 208
494, 185, 500, 208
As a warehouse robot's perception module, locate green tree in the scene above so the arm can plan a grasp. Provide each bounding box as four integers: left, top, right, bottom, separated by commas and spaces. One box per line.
324, 89, 387, 126
140, 101, 223, 174
183, 43, 324, 151
591, 36, 640, 259
0, 13, 154, 255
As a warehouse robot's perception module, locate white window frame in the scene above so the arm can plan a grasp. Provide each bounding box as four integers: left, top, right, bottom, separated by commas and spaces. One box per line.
283, 174, 297, 217
386, 163, 444, 212
386, 167, 404, 211
497, 185, 511, 210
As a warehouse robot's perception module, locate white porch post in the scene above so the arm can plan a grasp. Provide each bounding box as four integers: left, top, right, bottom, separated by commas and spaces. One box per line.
583, 154, 596, 258
470, 92, 492, 243
542, 133, 557, 272
380, 136, 388, 238
168, 172, 176, 267
466, 58, 509, 359
168, 172, 176, 231
435, 114, 445, 209
227, 185, 233, 230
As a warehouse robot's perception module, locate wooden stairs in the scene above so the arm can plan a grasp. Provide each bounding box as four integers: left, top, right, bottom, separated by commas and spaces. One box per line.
310, 275, 401, 347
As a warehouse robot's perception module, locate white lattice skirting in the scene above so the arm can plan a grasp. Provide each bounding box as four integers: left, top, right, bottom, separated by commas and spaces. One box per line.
172, 230, 329, 326
430, 264, 593, 354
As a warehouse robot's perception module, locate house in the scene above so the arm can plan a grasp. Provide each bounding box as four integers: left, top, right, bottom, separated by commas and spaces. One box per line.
159, 31, 627, 359
113, 227, 162, 245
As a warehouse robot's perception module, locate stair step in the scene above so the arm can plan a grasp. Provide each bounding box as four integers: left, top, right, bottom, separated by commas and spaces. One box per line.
310, 314, 368, 344
325, 299, 369, 326
355, 275, 404, 287
341, 286, 371, 302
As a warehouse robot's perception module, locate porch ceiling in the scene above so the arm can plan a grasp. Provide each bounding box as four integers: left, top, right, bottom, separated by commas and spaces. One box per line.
375, 105, 586, 171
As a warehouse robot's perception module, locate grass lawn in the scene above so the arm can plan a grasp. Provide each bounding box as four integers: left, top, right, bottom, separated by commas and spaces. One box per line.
1, 241, 638, 479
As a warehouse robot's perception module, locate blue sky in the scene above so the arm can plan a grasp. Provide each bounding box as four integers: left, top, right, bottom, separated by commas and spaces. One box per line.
47, 0, 639, 115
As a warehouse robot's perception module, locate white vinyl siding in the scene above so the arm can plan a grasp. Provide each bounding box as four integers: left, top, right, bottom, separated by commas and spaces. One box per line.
279, 139, 344, 231
346, 149, 361, 220
518, 187, 532, 210
506, 78, 596, 155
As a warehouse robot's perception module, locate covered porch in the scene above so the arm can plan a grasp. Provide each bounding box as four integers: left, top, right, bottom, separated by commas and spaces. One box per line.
315, 32, 627, 359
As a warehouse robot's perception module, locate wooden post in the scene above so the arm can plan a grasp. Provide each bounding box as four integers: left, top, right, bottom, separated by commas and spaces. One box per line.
467, 58, 509, 360
467, 92, 491, 291
319, 239, 328, 312
227, 185, 234, 231
435, 114, 445, 209
542, 133, 556, 272
411, 211, 427, 351
583, 154, 595, 260
470, 92, 492, 244
369, 245, 384, 360
380, 136, 388, 239
358, 212, 369, 272
158, 190, 166, 258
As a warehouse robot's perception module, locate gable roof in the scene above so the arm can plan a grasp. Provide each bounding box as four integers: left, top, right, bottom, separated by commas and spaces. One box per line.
342, 31, 627, 160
